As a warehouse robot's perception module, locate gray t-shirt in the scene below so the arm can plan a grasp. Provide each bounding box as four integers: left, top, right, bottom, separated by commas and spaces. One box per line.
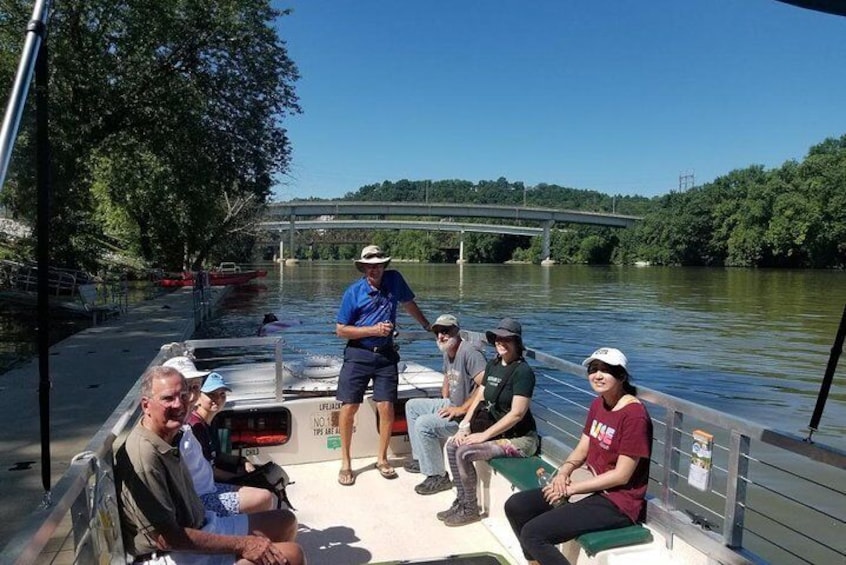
444, 339, 487, 407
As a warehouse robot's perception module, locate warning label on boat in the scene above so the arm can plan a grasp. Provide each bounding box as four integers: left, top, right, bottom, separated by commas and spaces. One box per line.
311, 403, 343, 437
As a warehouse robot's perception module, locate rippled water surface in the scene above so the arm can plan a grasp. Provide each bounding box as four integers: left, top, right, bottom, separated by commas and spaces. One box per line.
194, 263, 846, 450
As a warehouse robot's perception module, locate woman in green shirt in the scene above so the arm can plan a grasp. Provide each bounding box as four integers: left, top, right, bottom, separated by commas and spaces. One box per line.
438, 318, 539, 527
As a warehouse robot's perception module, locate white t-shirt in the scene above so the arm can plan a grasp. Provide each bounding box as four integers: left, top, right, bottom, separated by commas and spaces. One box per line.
178, 425, 216, 496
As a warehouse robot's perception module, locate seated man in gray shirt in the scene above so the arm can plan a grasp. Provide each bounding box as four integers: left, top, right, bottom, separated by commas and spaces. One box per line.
116, 365, 304, 565
404, 314, 486, 494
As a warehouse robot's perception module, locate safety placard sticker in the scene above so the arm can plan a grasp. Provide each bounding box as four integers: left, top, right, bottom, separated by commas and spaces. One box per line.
311, 401, 342, 438
688, 429, 714, 492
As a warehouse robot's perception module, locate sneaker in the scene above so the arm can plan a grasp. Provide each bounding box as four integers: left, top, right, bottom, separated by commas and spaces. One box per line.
444, 505, 481, 527
436, 498, 461, 521
403, 459, 421, 474
414, 473, 452, 495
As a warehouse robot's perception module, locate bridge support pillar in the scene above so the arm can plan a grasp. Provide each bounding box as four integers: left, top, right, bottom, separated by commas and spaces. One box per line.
285, 216, 299, 265
541, 221, 556, 265
457, 231, 466, 264
278, 240, 284, 263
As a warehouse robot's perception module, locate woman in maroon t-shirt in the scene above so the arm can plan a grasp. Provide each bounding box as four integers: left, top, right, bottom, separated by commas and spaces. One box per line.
504, 347, 653, 565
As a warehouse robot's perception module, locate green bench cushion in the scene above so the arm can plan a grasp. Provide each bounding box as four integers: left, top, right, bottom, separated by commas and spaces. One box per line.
489, 456, 555, 492
489, 456, 653, 556
576, 525, 653, 557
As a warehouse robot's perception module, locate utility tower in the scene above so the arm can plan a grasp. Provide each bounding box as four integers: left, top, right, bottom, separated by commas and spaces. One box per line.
679, 170, 695, 191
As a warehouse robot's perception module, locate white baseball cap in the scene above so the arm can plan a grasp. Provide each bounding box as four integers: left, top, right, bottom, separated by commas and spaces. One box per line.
163, 356, 210, 379
582, 348, 628, 372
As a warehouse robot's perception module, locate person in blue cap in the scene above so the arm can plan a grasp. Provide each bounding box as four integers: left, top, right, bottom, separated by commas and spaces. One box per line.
187, 371, 250, 480
161, 357, 274, 516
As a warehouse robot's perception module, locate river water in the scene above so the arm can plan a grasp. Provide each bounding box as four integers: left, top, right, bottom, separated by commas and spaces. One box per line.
195, 262, 846, 452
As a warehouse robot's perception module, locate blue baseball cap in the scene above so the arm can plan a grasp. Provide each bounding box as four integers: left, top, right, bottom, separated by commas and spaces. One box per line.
200, 372, 232, 394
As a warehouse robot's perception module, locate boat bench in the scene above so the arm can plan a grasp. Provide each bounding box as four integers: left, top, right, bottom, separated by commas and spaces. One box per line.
488, 455, 653, 558
78, 283, 122, 325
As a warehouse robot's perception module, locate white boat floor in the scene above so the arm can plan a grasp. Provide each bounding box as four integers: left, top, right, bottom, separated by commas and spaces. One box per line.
288, 457, 518, 564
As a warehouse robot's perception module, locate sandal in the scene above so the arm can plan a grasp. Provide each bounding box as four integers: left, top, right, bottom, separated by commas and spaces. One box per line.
338, 468, 356, 486
377, 462, 398, 480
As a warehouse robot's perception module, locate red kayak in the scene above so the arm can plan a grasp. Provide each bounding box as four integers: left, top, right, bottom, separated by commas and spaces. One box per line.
159, 270, 267, 287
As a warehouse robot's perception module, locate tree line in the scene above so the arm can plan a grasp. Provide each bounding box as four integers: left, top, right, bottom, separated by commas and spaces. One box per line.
617, 136, 846, 268
305, 138, 846, 269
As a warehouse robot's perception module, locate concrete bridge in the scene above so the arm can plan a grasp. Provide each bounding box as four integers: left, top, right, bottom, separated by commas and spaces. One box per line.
259, 219, 544, 263
263, 201, 641, 263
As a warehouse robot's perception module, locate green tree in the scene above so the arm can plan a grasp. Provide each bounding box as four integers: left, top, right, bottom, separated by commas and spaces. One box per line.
792, 135, 846, 267
765, 192, 819, 266
311, 134, 846, 269
1, 0, 300, 270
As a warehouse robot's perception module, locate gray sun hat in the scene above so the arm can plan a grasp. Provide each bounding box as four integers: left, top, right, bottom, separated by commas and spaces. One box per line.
485, 318, 523, 346
354, 245, 392, 272
431, 314, 459, 333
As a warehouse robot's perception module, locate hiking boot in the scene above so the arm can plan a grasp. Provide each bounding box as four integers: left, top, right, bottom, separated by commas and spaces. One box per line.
403, 459, 421, 474
436, 498, 461, 521
414, 473, 452, 495
444, 504, 481, 527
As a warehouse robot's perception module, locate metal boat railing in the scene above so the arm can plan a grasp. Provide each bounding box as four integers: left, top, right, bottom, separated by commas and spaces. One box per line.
0, 340, 191, 564
192, 272, 212, 327
1, 336, 843, 563
0, 339, 278, 564
0, 362, 151, 564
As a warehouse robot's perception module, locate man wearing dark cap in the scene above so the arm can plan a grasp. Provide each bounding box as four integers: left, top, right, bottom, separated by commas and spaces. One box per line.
403, 314, 487, 495
335, 244, 431, 486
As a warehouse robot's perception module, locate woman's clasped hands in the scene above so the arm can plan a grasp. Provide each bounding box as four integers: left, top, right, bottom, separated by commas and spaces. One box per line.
542, 470, 573, 505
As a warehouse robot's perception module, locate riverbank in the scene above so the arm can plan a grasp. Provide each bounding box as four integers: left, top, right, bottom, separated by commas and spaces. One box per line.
0, 286, 229, 551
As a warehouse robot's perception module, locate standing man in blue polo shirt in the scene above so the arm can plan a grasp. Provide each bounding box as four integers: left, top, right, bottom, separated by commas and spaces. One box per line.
335, 244, 431, 486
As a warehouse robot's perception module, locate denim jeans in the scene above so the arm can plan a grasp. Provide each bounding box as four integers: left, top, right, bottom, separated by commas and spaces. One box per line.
405, 397, 458, 476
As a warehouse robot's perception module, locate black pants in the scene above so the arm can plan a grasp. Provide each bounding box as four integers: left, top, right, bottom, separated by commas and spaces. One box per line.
504, 489, 632, 564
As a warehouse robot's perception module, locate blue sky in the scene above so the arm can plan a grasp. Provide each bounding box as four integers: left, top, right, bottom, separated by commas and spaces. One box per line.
272, 1, 845, 200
